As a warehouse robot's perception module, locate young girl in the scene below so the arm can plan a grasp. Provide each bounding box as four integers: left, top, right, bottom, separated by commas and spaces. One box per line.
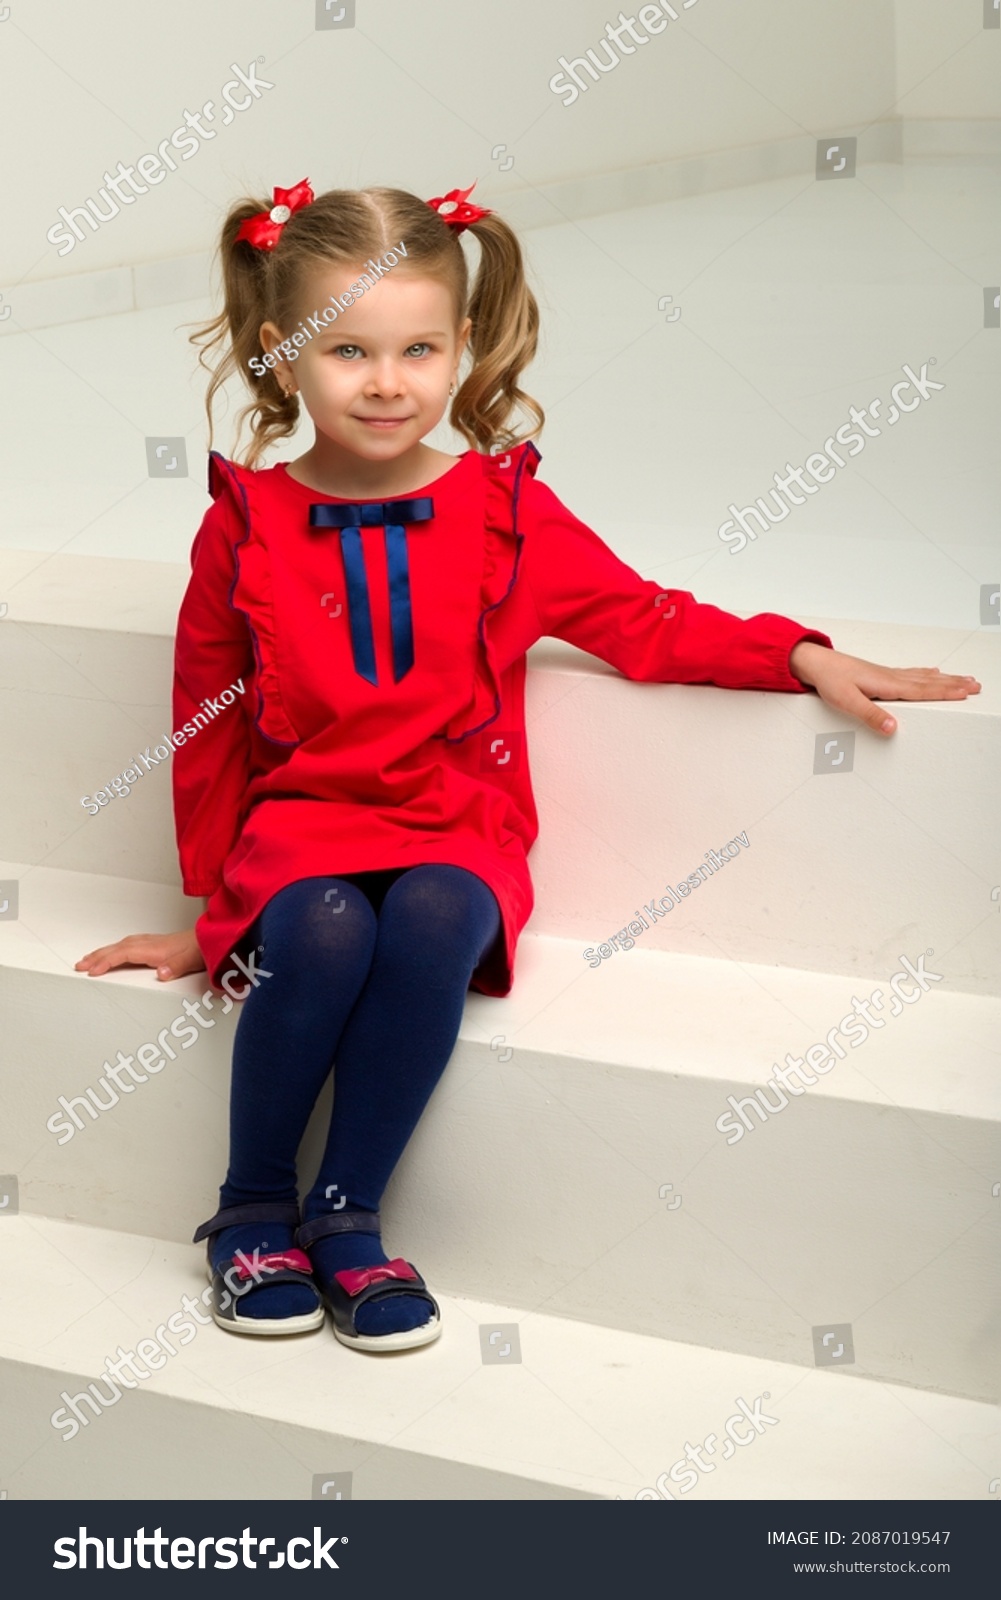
76, 179, 981, 1354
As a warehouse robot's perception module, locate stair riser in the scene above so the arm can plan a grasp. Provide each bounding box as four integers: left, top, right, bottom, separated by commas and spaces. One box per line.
2, 626, 998, 993
0, 1361, 590, 1500
4, 969, 997, 1401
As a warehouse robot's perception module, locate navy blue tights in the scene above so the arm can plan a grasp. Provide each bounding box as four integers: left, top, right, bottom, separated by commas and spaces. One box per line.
209, 864, 501, 1335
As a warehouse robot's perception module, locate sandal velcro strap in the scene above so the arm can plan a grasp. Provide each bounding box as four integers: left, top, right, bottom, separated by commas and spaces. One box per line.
295, 1210, 381, 1250
231, 1248, 313, 1282
192, 1201, 301, 1245
334, 1257, 418, 1297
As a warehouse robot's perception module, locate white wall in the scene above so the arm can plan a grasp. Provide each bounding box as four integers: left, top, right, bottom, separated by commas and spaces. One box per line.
895, 0, 1001, 119
0, 0, 958, 283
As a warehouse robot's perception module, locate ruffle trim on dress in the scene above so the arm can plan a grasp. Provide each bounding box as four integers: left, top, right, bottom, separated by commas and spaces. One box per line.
207, 451, 301, 747
436, 440, 541, 744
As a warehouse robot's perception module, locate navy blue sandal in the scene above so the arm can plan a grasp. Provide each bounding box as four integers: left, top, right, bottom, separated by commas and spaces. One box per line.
296, 1211, 442, 1352
192, 1202, 325, 1336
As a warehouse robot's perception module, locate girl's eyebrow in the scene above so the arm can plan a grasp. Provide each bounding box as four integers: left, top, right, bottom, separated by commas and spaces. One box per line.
316, 331, 450, 343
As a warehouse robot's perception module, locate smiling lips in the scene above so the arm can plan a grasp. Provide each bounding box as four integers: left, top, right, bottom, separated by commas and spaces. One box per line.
354, 416, 411, 428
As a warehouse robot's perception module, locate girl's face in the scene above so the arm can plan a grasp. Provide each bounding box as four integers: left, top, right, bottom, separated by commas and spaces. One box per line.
260, 264, 470, 466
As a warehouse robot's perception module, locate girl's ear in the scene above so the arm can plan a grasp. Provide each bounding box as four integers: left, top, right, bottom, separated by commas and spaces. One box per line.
258, 320, 283, 358
257, 320, 294, 392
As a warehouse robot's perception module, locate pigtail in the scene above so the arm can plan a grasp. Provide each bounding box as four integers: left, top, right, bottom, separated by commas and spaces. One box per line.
451, 212, 544, 454
186, 198, 300, 470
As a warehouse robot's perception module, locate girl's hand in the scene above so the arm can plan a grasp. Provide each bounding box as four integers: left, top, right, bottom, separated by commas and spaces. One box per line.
789, 642, 981, 736
75, 928, 206, 981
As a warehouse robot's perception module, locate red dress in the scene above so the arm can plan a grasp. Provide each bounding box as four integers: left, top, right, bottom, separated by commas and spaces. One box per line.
172, 442, 834, 997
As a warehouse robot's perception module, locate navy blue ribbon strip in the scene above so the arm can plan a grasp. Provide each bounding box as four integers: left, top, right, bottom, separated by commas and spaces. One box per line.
309, 497, 434, 684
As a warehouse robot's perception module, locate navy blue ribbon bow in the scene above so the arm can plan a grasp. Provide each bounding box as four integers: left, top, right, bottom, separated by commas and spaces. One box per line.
309, 497, 435, 685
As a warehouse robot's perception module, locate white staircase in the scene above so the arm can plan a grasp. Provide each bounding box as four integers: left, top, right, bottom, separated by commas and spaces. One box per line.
1, 555, 999, 1500
2, 150, 1000, 1494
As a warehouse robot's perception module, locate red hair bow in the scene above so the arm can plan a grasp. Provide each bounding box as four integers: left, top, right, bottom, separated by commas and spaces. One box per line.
426, 183, 492, 235
235, 180, 315, 252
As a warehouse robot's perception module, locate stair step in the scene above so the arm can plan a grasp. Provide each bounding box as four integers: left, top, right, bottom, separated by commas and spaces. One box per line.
1, 551, 997, 993
2, 862, 998, 1401
0, 1215, 996, 1502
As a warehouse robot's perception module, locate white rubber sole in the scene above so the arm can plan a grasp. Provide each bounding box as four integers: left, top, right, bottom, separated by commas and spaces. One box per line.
332, 1313, 443, 1354
204, 1263, 326, 1337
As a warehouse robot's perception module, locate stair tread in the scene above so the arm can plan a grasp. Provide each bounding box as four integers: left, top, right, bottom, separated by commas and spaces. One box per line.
2, 858, 998, 1121
1, 1215, 996, 1501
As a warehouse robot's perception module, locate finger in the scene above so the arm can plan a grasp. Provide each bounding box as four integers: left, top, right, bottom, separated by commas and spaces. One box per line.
895, 674, 980, 700
84, 948, 159, 977
76, 943, 122, 965
87, 949, 141, 975
840, 688, 896, 735
860, 673, 977, 703
76, 947, 117, 971
899, 668, 980, 685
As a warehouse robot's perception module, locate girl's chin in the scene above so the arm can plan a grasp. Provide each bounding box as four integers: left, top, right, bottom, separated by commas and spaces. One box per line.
346, 420, 415, 441
351, 432, 415, 454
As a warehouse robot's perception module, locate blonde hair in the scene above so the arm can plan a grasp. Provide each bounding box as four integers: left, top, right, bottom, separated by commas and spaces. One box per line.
189, 185, 544, 469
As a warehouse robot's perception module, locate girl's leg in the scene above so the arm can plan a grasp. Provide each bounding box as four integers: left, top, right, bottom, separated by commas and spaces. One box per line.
207, 875, 381, 1318
300, 863, 502, 1335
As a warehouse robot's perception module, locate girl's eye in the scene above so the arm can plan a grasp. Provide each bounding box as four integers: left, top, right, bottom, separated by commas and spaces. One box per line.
331, 343, 432, 360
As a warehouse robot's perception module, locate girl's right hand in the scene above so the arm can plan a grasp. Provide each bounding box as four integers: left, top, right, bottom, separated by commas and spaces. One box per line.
75, 928, 206, 981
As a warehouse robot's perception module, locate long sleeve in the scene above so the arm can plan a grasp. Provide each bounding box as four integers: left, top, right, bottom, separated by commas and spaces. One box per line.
172, 496, 256, 896
520, 477, 834, 691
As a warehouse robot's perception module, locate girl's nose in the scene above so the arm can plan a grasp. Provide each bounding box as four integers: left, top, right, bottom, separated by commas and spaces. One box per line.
364, 361, 405, 396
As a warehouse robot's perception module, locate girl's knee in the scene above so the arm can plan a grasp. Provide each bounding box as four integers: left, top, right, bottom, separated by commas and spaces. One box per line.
379, 865, 501, 956
257, 876, 378, 974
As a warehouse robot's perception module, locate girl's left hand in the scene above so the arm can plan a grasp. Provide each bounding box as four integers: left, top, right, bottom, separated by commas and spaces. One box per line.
788, 642, 981, 736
